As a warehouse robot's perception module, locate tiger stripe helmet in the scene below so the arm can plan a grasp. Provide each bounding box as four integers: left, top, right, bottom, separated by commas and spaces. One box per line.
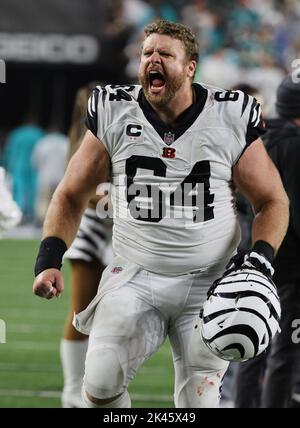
200, 268, 281, 362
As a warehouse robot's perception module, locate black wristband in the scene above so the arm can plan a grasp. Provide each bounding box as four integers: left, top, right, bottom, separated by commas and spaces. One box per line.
34, 237, 68, 277
252, 240, 275, 264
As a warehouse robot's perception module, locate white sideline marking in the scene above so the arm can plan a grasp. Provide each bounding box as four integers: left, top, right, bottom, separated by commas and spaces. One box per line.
0, 363, 61, 372
0, 362, 170, 375
0, 308, 65, 321
0, 389, 60, 399
0, 389, 173, 403
4, 341, 59, 351
6, 323, 68, 334
7, 324, 53, 334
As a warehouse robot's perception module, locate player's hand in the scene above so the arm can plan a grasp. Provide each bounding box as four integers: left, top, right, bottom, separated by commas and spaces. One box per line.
207, 249, 274, 299
226, 250, 274, 278
33, 268, 64, 300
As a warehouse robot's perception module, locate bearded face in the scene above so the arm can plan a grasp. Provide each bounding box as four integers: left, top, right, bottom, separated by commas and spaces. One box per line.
138, 34, 193, 108
138, 67, 186, 107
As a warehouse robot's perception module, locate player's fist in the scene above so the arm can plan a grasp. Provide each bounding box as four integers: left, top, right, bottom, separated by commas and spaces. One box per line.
33, 268, 64, 300
225, 250, 274, 278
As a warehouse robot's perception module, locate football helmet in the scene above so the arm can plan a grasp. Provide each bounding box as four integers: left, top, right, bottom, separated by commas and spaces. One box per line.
200, 268, 281, 362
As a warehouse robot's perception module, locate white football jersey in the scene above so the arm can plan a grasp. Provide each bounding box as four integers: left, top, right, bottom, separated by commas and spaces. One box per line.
86, 83, 265, 275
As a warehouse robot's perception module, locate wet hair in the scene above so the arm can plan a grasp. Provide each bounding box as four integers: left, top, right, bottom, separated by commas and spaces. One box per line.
144, 20, 199, 62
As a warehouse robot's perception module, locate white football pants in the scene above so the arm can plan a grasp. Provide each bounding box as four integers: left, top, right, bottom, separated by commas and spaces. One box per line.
84, 265, 229, 408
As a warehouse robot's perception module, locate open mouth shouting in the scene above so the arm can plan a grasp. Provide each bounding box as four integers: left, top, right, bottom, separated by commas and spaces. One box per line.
148, 70, 166, 94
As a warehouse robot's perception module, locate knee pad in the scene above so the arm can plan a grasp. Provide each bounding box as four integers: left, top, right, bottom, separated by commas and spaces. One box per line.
175, 371, 226, 408
84, 345, 125, 399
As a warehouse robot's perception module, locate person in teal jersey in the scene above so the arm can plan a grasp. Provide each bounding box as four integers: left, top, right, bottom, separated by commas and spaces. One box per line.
3, 115, 44, 221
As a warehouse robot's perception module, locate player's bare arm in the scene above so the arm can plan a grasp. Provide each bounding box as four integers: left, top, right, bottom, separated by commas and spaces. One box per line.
43, 130, 110, 244
33, 130, 110, 299
233, 138, 289, 252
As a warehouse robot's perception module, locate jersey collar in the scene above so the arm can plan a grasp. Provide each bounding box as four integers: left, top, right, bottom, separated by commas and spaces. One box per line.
137, 83, 208, 143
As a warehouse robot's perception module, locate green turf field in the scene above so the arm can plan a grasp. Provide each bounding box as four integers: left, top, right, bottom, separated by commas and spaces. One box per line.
0, 239, 174, 408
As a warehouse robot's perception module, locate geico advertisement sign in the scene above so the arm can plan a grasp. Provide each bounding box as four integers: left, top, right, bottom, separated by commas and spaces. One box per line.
0, 33, 99, 64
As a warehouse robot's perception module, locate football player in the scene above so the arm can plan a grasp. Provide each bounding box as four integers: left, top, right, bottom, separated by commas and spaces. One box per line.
33, 20, 289, 408
60, 84, 112, 408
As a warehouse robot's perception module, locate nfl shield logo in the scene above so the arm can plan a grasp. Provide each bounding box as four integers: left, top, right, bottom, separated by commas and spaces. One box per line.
164, 132, 175, 146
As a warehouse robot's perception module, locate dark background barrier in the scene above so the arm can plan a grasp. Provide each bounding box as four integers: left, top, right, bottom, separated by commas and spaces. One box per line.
0, 0, 132, 130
